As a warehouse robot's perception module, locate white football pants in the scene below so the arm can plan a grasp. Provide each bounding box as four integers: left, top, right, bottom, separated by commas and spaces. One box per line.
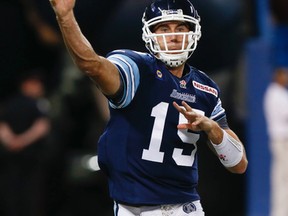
114, 200, 205, 216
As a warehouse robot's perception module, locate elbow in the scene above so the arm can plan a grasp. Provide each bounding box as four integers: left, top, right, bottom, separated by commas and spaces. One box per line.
234, 164, 248, 175
75, 60, 104, 82
229, 158, 248, 174
73, 53, 102, 77
75, 59, 97, 75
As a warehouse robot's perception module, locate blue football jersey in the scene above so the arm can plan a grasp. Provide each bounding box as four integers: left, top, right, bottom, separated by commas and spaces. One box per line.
98, 49, 226, 205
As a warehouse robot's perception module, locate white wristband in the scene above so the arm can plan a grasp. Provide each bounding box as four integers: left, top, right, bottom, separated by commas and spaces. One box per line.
211, 130, 243, 167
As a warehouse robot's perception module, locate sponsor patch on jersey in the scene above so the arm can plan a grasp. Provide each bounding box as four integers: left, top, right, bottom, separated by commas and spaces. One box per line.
170, 89, 196, 103
183, 202, 197, 213
192, 81, 218, 97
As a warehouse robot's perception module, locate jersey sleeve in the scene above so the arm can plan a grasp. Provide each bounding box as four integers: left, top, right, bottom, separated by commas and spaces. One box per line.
210, 98, 229, 128
106, 50, 142, 108
195, 68, 228, 128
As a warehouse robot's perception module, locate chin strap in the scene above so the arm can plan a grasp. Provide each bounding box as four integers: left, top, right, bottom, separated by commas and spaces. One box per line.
158, 52, 189, 67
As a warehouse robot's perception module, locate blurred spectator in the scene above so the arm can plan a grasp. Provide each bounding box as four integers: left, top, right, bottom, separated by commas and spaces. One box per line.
267, 2, 288, 215
269, 0, 288, 67
0, 0, 118, 215
0, 0, 64, 101
0, 71, 51, 216
263, 67, 288, 216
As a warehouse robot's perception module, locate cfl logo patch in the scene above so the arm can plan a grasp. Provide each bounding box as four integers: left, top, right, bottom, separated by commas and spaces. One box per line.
183, 202, 196, 213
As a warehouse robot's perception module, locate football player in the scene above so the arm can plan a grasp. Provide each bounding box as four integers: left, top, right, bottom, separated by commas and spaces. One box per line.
49, 0, 248, 215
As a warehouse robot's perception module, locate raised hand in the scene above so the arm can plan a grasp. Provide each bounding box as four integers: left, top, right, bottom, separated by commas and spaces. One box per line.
49, 0, 75, 19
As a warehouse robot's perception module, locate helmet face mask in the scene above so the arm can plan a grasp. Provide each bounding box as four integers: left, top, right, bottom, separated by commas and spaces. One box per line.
142, 0, 201, 67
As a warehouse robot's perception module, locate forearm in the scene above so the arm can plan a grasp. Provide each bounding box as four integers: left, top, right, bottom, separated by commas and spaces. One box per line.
208, 125, 248, 174
205, 121, 224, 144
55, 11, 121, 96
57, 12, 100, 73
17, 118, 50, 147
0, 123, 14, 145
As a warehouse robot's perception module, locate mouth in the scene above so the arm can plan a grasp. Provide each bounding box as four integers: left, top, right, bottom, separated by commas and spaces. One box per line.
162, 45, 179, 50
166, 42, 186, 51
165, 46, 183, 53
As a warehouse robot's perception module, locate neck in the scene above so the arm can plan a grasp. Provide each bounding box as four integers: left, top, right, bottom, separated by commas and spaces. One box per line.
167, 64, 186, 78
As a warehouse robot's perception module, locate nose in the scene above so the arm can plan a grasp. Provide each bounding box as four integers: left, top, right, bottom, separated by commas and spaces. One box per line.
166, 33, 178, 42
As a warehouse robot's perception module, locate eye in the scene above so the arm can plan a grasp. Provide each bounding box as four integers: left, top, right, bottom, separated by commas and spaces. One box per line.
157, 26, 170, 33
176, 24, 190, 32
176, 27, 186, 32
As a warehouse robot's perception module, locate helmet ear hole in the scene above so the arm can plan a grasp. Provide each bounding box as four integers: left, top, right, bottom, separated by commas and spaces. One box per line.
189, 23, 196, 32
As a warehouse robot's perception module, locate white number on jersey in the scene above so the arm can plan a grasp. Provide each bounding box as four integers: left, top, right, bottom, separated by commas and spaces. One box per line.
142, 102, 204, 167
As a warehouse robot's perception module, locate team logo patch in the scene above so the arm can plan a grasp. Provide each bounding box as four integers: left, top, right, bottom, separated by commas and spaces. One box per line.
192, 81, 218, 97
156, 70, 163, 80
183, 202, 197, 213
161, 9, 184, 16
179, 80, 187, 89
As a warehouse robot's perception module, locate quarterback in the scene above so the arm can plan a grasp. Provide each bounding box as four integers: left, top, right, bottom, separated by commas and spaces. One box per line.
49, 0, 248, 215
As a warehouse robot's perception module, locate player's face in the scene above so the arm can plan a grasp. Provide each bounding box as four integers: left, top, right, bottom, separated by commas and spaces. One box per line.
153, 21, 190, 53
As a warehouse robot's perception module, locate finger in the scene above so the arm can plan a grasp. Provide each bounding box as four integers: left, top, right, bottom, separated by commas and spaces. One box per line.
173, 101, 184, 113
181, 101, 193, 112
177, 123, 190, 129
192, 118, 200, 126
178, 123, 200, 132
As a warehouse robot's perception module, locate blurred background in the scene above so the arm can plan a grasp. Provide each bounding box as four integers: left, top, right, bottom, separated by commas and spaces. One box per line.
0, 0, 286, 215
